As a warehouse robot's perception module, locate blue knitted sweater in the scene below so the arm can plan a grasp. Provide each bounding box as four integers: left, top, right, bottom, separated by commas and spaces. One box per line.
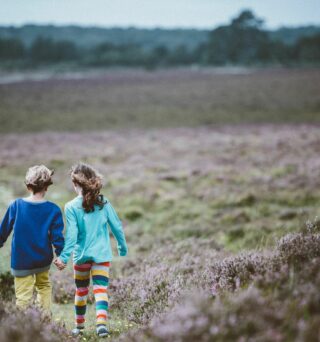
0, 198, 64, 276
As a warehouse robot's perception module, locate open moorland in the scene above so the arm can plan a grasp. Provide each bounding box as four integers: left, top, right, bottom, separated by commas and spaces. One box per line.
0, 68, 319, 132
0, 68, 320, 341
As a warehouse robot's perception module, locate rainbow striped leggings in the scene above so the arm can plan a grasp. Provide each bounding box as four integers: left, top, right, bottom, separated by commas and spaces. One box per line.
74, 261, 110, 329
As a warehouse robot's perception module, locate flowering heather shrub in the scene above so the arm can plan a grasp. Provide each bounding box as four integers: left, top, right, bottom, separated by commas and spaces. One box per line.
277, 232, 320, 264
304, 217, 320, 234
111, 263, 183, 323
118, 231, 320, 341
120, 288, 284, 342
0, 302, 73, 342
111, 238, 220, 324
207, 232, 320, 296
0, 272, 14, 301
207, 252, 274, 294
120, 257, 320, 342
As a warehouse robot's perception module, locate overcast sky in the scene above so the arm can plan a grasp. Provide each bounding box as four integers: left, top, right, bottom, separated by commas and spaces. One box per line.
1, 0, 319, 29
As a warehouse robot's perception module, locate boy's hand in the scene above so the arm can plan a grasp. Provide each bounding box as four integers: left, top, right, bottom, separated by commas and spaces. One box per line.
54, 257, 66, 271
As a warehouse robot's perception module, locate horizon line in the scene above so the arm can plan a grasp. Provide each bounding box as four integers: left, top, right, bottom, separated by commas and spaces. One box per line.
1, 21, 320, 32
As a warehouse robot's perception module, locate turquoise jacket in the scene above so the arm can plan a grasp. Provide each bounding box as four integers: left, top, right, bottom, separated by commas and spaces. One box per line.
59, 196, 128, 265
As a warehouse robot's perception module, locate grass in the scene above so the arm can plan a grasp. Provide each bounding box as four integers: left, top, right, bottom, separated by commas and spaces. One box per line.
0, 239, 10, 272
0, 125, 319, 255
52, 304, 134, 341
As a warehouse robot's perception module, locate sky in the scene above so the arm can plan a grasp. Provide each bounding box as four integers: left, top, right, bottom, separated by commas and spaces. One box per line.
1, 0, 319, 29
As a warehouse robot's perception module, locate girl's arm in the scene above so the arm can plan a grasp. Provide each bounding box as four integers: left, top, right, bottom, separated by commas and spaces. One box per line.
59, 205, 78, 264
49, 207, 65, 257
0, 201, 16, 248
106, 202, 128, 256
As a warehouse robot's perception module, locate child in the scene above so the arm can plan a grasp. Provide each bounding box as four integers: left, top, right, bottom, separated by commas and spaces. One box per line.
55, 163, 128, 338
0, 165, 64, 312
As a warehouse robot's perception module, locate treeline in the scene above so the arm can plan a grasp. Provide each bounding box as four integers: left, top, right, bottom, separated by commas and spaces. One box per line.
0, 11, 319, 68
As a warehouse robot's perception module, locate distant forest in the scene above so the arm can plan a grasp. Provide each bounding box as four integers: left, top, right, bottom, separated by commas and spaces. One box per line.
0, 10, 319, 69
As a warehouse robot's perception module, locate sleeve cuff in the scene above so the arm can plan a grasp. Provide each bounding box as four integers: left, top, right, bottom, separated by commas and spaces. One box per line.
118, 246, 128, 256
55, 249, 62, 257
59, 255, 68, 264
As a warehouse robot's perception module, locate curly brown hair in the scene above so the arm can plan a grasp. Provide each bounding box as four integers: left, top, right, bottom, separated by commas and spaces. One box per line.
70, 163, 107, 213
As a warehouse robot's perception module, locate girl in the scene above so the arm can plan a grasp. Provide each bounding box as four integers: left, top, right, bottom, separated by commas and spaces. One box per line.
55, 163, 128, 338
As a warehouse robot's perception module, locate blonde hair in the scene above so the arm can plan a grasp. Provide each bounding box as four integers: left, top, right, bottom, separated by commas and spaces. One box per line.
25, 165, 54, 194
70, 163, 106, 213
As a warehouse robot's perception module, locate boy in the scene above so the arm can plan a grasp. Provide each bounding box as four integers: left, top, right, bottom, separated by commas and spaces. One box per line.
0, 165, 64, 312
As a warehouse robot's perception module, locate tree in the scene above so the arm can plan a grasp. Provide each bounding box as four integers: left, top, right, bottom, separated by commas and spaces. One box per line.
205, 10, 272, 65
231, 10, 264, 29
168, 45, 196, 65
89, 42, 146, 66
0, 37, 25, 60
30, 36, 78, 63
293, 34, 320, 63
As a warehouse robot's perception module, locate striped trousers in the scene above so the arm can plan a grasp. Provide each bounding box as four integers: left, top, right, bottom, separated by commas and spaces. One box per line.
74, 261, 110, 329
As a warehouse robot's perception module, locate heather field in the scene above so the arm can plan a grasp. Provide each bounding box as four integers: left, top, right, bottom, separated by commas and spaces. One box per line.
1, 69, 320, 341
0, 68, 320, 132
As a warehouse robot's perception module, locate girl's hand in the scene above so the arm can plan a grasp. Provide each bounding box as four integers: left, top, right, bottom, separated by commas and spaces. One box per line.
54, 257, 66, 270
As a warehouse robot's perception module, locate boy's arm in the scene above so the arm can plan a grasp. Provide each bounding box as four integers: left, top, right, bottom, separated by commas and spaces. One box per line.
106, 202, 128, 256
49, 208, 65, 257
0, 201, 16, 248
59, 205, 78, 264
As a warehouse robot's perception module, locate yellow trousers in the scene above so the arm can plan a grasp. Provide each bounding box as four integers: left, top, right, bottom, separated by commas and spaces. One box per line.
14, 270, 52, 312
